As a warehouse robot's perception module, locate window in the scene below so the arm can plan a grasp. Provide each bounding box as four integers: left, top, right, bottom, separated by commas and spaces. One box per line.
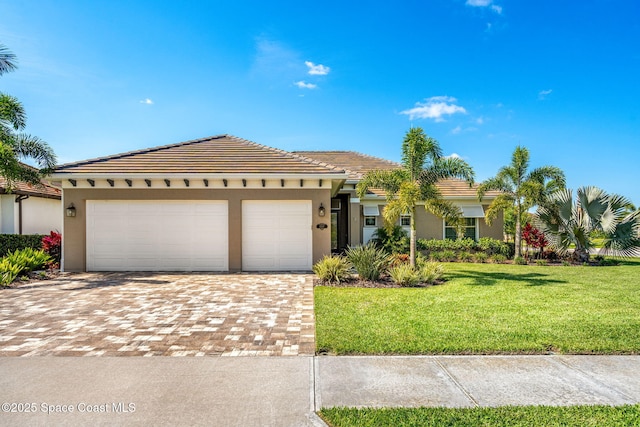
444, 218, 477, 240
400, 215, 411, 226
364, 216, 377, 227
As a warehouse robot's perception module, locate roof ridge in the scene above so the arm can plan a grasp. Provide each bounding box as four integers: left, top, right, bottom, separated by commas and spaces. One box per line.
228, 136, 346, 173
294, 150, 403, 172
56, 135, 230, 169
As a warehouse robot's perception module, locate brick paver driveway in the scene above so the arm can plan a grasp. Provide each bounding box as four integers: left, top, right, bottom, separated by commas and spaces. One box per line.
0, 273, 315, 356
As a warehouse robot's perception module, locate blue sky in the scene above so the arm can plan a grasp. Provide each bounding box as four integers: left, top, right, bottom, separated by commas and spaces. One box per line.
1, 0, 639, 205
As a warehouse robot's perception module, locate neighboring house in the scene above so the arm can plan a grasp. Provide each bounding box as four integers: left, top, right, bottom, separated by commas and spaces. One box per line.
51, 135, 502, 273
0, 177, 62, 235
294, 151, 503, 253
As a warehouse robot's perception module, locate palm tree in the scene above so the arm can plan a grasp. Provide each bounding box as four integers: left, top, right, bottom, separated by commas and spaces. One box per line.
0, 43, 17, 75
535, 186, 640, 262
0, 43, 56, 188
477, 146, 565, 259
356, 127, 475, 267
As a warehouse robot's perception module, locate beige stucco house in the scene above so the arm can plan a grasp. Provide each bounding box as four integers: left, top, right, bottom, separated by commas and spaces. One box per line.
51, 135, 502, 272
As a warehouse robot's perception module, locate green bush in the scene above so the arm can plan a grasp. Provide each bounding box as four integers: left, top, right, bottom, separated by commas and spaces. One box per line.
441, 250, 457, 262
313, 255, 352, 284
536, 259, 548, 266
429, 251, 445, 262
371, 226, 409, 254
477, 237, 512, 257
514, 256, 528, 265
458, 251, 473, 262
418, 262, 445, 284
473, 252, 489, 263
388, 264, 420, 287
345, 244, 389, 281
0, 234, 45, 257
491, 254, 507, 264
0, 248, 52, 286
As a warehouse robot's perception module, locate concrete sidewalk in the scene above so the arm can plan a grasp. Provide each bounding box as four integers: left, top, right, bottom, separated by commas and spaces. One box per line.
1, 356, 639, 427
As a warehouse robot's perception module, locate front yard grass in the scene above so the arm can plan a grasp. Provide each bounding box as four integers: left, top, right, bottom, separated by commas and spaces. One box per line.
315, 259, 640, 355
319, 405, 640, 427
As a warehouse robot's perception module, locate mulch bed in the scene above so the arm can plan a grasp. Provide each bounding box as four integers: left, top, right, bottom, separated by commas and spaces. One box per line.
314, 277, 443, 288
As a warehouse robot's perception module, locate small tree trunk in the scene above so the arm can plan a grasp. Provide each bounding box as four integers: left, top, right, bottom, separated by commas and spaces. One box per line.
514, 200, 522, 258
410, 208, 416, 268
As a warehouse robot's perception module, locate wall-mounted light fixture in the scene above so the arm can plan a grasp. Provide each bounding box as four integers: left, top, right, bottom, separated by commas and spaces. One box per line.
318, 203, 326, 217
66, 203, 76, 217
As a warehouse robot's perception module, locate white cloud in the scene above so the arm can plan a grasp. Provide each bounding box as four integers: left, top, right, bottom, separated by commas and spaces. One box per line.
305, 61, 330, 75
451, 126, 462, 135
466, 0, 503, 14
400, 96, 467, 122
139, 98, 153, 105
447, 153, 463, 159
538, 89, 553, 100
294, 81, 317, 89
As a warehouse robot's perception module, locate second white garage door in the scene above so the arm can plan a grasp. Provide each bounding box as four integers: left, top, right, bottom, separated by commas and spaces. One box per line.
86, 200, 228, 271
242, 200, 312, 271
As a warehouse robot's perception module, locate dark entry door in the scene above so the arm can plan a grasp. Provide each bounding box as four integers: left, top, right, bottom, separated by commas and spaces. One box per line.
331, 194, 349, 253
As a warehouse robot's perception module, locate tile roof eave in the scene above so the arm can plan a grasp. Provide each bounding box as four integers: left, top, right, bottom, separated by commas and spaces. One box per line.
49, 171, 349, 180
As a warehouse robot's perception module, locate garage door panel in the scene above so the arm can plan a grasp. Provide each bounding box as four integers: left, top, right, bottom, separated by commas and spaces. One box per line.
87, 200, 228, 271
242, 200, 312, 271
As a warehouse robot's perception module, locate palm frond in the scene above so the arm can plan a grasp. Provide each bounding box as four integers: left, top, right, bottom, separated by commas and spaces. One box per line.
0, 93, 27, 131
421, 156, 474, 186
0, 44, 18, 76
10, 134, 57, 172
356, 169, 407, 199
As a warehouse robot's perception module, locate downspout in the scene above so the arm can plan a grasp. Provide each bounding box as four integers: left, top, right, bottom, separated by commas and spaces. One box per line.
15, 195, 29, 235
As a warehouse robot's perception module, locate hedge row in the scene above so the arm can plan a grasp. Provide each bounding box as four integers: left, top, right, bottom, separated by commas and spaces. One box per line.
0, 234, 45, 257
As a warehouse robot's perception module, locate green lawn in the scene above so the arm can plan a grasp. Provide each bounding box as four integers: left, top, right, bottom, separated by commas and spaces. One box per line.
315, 259, 640, 355
319, 405, 640, 427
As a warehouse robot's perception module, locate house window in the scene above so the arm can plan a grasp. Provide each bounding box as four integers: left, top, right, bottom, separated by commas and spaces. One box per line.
400, 215, 411, 227
364, 216, 377, 227
444, 218, 477, 240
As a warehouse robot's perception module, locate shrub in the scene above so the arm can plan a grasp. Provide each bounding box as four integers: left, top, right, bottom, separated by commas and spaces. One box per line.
371, 226, 409, 254
42, 231, 62, 265
429, 251, 444, 262
535, 259, 548, 266
594, 256, 620, 266
388, 253, 410, 268
0, 258, 22, 286
491, 254, 507, 264
477, 237, 512, 257
0, 234, 44, 257
473, 252, 488, 263
441, 250, 457, 262
388, 264, 420, 287
419, 262, 445, 285
312, 255, 352, 284
0, 248, 52, 286
514, 256, 528, 265
345, 244, 388, 281
457, 251, 473, 262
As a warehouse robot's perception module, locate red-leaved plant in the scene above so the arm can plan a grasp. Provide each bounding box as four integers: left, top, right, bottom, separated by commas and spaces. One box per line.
42, 231, 62, 268
522, 223, 548, 259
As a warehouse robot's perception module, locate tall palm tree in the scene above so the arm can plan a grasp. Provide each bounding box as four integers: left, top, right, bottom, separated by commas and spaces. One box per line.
357, 127, 475, 267
0, 43, 56, 188
535, 186, 640, 262
477, 146, 565, 258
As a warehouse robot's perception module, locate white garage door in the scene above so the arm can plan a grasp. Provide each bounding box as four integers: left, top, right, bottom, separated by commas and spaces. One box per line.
242, 200, 312, 271
86, 200, 228, 271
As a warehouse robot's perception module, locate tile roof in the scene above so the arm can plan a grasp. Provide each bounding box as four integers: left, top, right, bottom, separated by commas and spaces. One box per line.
0, 178, 61, 199
54, 135, 346, 176
293, 151, 400, 180
297, 150, 501, 199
